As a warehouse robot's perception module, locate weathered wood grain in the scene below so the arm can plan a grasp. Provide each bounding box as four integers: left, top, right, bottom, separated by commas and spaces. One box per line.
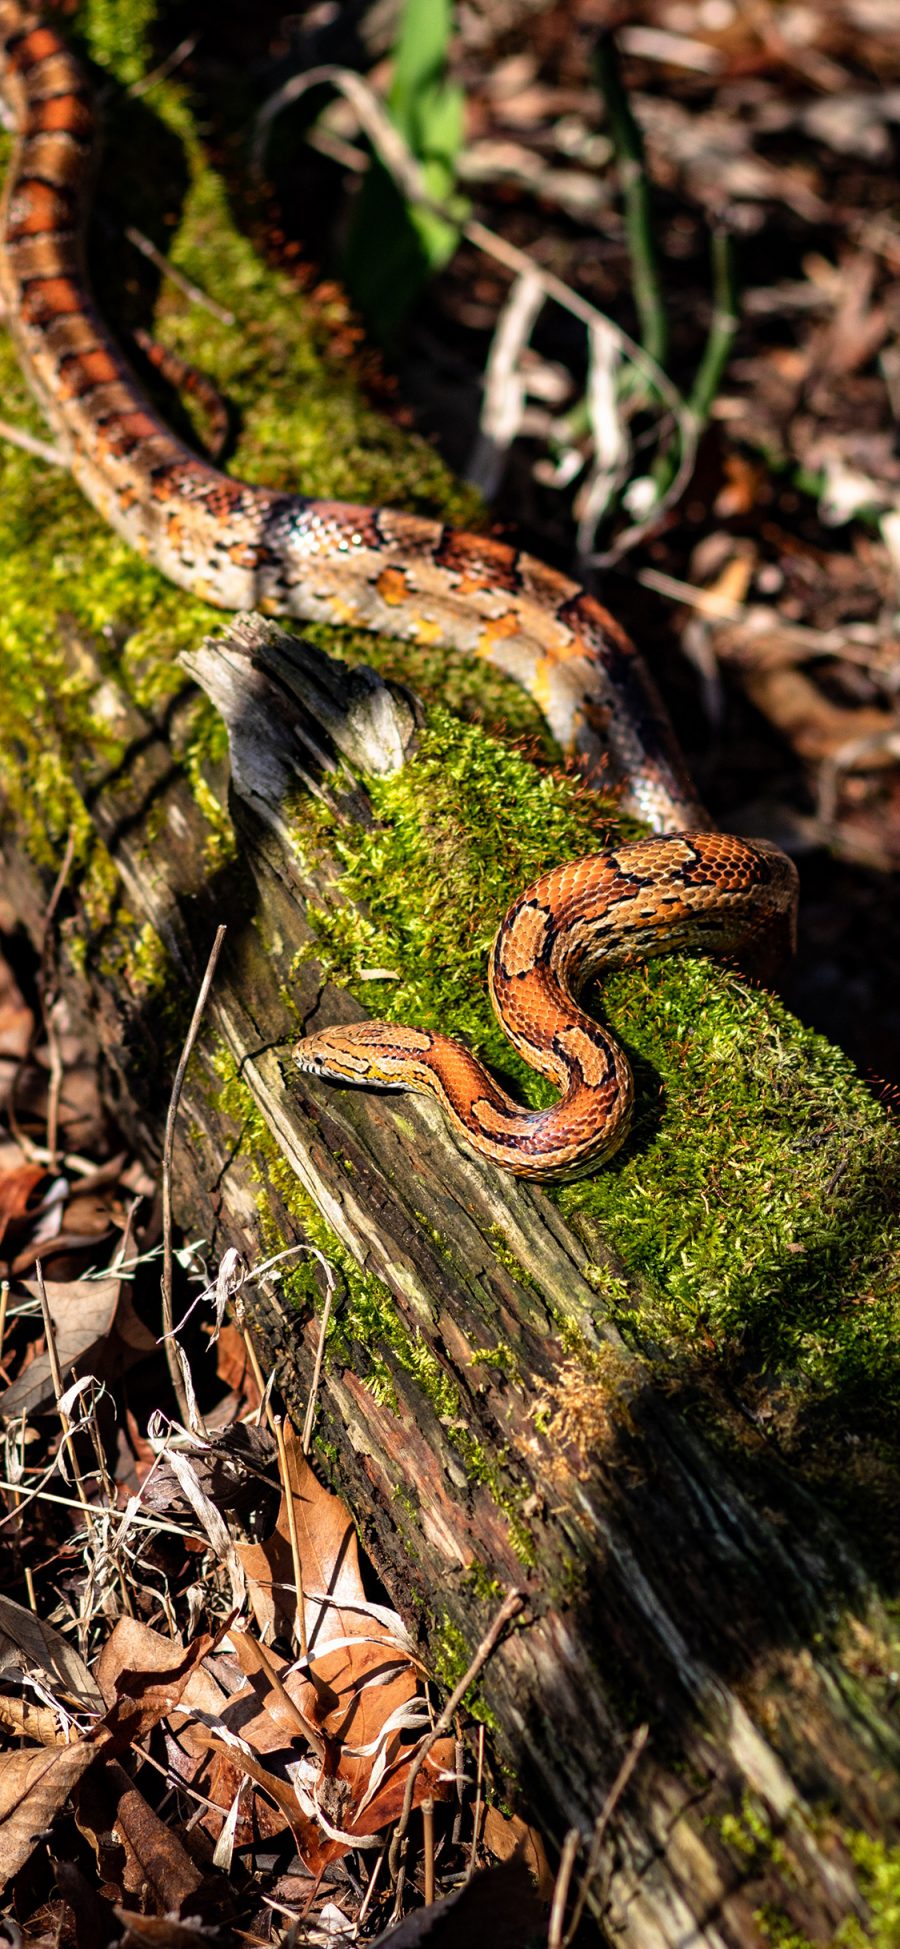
1, 614, 897, 1947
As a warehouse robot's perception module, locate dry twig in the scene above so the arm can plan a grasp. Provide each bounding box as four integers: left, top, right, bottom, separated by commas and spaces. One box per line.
387, 1588, 524, 1880
161, 924, 226, 1426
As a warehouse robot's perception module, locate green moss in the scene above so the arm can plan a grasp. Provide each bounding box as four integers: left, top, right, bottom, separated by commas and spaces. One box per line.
461, 1561, 505, 1605
836, 1835, 900, 1948
1, 0, 896, 1552
758, 1833, 900, 1949
487, 1227, 541, 1295
211, 1046, 537, 1559
718, 1796, 792, 1877
79, 0, 156, 86
429, 1612, 501, 1732
754, 1913, 817, 1949
296, 706, 617, 1109
468, 1343, 518, 1377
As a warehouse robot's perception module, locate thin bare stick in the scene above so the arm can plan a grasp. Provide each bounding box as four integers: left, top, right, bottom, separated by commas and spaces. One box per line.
130, 32, 199, 98
42, 828, 78, 939
273, 1413, 309, 1663
564, 1723, 649, 1943
240, 1321, 274, 1430
0, 1476, 200, 1536
466, 1720, 486, 1879
548, 1828, 580, 1949
161, 925, 226, 1425
41, 828, 77, 1171
9, 1410, 37, 1613
123, 224, 235, 326
0, 415, 69, 468
422, 1799, 435, 1906
388, 1590, 523, 1879
302, 1266, 335, 1452
250, 1633, 326, 1760
357, 1842, 387, 1928
34, 1260, 91, 1518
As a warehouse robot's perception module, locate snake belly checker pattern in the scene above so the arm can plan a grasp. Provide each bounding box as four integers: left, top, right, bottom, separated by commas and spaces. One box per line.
0, 4, 798, 1180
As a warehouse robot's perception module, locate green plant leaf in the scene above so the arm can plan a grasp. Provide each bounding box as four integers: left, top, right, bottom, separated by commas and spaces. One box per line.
343, 0, 467, 340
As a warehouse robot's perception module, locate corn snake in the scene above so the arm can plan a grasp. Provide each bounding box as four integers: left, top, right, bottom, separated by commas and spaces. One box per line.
0, 4, 798, 1179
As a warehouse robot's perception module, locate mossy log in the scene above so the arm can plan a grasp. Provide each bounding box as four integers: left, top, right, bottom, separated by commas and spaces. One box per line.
0, 8, 898, 1936
2, 615, 898, 1948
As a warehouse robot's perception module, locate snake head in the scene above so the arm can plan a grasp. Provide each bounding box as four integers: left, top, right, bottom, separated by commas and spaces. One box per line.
293, 1020, 431, 1088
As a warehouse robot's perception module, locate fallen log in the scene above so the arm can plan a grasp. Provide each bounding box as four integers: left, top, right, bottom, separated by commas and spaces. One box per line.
2, 612, 898, 1946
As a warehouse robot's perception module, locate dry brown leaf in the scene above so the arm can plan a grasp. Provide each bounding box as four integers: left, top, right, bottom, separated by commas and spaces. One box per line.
190, 1720, 322, 1836
93, 1450, 453, 1879
714, 450, 768, 519
74, 1760, 203, 1913
115, 1909, 221, 1948
481, 1806, 554, 1900
0, 1738, 105, 1891
0, 954, 34, 1114
238, 1417, 379, 1647
98, 1625, 225, 1751
11, 1189, 121, 1279
0, 1590, 102, 1710
0, 1272, 153, 1419
213, 1321, 262, 1416
97, 1620, 267, 1853
0, 1694, 67, 1746
96, 1617, 228, 1722
702, 553, 755, 612
0, 1158, 48, 1255
235, 1425, 454, 1868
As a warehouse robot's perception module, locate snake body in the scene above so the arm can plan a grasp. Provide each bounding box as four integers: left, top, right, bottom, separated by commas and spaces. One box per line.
294, 835, 797, 1179
0, 0, 703, 833
0, 5, 799, 1181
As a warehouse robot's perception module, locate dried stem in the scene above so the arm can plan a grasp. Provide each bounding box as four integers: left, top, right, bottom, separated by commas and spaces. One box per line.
161, 924, 226, 1426
422, 1798, 435, 1905
0, 415, 68, 468
34, 1260, 91, 1518
272, 1413, 309, 1664
123, 224, 235, 326
251, 1633, 326, 1760
593, 32, 668, 373
564, 1723, 649, 1942
302, 1267, 336, 1453
388, 1589, 523, 1879
548, 1828, 580, 1949
38, 827, 76, 1172
466, 1720, 485, 1879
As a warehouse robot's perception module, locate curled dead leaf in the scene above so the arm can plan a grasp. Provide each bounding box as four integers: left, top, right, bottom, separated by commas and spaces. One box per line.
0, 1738, 108, 1892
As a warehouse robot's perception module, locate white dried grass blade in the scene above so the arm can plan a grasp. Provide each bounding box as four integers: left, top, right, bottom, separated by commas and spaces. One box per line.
301, 1590, 411, 1643
467, 266, 546, 496
212, 1781, 244, 1871
165, 1451, 247, 1611
344, 1697, 431, 1761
